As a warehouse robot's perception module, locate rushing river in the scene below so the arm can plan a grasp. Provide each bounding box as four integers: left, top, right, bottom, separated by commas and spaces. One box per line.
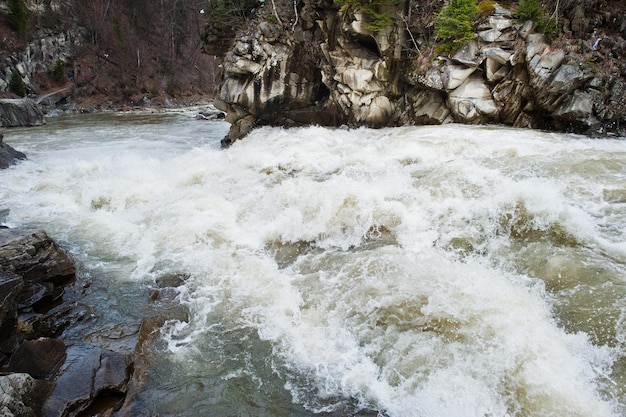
1, 110, 625, 417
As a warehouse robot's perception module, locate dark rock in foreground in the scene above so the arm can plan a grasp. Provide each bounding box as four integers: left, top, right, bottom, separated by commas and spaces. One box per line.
0, 228, 135, 417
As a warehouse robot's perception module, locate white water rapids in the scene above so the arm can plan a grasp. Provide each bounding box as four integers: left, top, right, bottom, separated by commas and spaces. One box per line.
1, 111, 625, 417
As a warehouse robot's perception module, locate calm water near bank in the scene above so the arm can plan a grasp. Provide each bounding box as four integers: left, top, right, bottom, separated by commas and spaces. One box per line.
1, 111, 625, 417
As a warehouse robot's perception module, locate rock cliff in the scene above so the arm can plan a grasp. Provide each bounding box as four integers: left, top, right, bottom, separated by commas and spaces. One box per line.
206, 0, 626, 145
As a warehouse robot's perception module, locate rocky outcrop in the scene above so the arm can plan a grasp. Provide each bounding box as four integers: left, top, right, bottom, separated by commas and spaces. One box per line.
0, 31, 76, 96
0, 228, 135, 417
207, 1, 626, 144
0, 99, 45, 127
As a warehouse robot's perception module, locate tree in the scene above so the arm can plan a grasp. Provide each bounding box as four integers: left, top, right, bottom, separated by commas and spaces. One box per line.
9, 70, 27, 97
434, 0, 479, 52
515, 0, 559, 42
7, 0, 29, 37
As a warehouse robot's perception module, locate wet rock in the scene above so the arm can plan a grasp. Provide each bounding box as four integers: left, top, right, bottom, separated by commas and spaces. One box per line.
0, 131, 27, 169
8, 338, 67, 379
0, 228, 76, 302
42, 344, 132, 417
196, 109, 226, 120
0, 373, 55, 417
0, 271, 22, 352
0, 99, 45, 127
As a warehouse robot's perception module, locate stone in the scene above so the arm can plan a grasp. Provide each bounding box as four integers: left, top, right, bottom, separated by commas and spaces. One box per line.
0, 132, 26, 169
487, 16, 514, 31
451, 40, 482, 67
479, 29, 502, 43
0, 99, 45, 127
548, 64, 592, 94
42, 345, 132, 417
341, 68, 375, 91
196, 109, 226, 120
406, 89, 451, 125
359, 95, 393, 125
8, 338, 67, 378
482, 47, 512, 65
443, 64, 477, 90
0, 373, 54, 417
0, 228, 75, 318
485, 58, 504, 82
0, 228, 76, 288
529, 49, 565, 86
0, 271, 22, 329
551, 90, 594, 124
448, 75, 498, 123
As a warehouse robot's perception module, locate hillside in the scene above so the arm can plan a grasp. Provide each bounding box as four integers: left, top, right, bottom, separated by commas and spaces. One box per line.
0, 0, 219, 111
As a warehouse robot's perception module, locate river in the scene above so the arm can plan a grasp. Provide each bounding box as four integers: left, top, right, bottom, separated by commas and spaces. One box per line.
0, 110, 625, 417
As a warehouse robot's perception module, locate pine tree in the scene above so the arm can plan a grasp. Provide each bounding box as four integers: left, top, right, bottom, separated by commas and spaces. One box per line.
434, 0, 480, 51
7, 0, 29, 37
9, 70, 27, 97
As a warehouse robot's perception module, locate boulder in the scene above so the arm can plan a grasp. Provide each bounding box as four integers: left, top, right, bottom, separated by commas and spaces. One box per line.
443, 64, 477, 90
548, 63, 592, 94
0, 373, 54, 417
0, 99, 45, 127
0, 131, 27, 169
0, 271, 23, 355
0, 229, 75, 287
406, 89, 451, 125
448, 75, 498, 123
42, 344, 132, 417
8, 338, 67, 379
551, 90, 595, 125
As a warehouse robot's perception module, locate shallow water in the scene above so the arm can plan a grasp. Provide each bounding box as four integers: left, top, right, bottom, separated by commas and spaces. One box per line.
1, 112, 625, 417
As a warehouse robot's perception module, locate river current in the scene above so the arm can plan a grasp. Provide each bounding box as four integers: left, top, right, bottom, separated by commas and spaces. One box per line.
1, 110, 625, 417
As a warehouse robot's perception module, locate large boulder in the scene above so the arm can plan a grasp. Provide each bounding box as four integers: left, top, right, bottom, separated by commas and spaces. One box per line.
0, 99, 45, 127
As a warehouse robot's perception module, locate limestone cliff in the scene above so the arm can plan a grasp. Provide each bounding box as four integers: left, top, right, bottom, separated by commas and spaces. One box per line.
205, 0, 626, 145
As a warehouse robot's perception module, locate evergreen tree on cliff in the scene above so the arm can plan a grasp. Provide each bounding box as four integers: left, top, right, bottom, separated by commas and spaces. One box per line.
434, 0, 480, 51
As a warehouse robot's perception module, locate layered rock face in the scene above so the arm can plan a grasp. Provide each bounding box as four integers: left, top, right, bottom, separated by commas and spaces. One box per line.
0, 98, 45, 128
208, 1, 626, 144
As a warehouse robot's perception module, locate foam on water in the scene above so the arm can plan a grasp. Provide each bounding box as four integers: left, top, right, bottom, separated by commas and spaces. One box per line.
1, 116, 625, 416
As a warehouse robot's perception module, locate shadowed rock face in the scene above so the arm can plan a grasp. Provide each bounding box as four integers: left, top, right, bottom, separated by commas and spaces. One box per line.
208, 1, 626, 144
